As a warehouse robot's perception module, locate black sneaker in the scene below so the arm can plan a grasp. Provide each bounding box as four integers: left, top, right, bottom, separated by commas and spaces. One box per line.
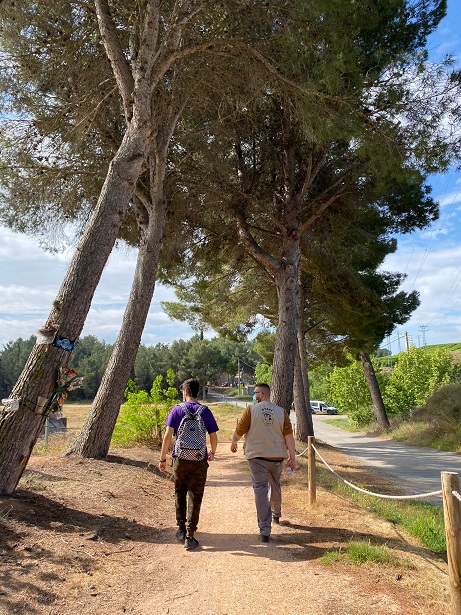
258, 534, 270, 543
272, 516, 280, 524
184, 535, 199, 550
176, 529, 186, 542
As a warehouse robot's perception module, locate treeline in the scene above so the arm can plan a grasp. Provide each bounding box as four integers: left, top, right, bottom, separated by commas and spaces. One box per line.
0, 335, 261, 400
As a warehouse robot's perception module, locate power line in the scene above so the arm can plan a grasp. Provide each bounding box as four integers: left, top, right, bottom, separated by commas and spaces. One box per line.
419, 325, 428, 346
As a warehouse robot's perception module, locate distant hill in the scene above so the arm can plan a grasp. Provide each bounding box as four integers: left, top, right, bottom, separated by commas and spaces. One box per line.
374, 342, 461, 367
417, 342, 461, 354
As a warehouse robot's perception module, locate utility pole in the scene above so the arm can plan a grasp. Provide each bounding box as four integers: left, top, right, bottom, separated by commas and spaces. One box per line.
419, 325, 428, 346
404, 332, 410, 352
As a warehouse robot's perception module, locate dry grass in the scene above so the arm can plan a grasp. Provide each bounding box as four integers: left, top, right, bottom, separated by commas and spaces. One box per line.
206, 401, 243, 441
32, 402, 244, 456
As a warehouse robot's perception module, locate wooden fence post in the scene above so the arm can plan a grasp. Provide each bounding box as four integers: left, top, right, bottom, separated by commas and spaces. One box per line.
442, 471, 461, 615
308, 436, 316, 506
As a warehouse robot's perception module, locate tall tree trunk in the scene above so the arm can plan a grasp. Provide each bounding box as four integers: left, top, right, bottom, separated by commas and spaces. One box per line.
271, 235, 299, 411
0, 118, 151, 494
293, 272, 314, 440
293, 349, 313, 440
359, 351, 390, 429
67, 93, 183, 458
67, 196, 167, 458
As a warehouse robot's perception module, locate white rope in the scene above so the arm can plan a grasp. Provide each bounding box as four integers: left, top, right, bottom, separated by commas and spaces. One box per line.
311, 443, 442, 500
452, 490, 461, 503
295, 445, 309, 457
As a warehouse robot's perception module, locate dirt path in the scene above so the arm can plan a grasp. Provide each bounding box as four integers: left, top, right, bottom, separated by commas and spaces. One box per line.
133, 449, 445, 615
0, 446, 450, 614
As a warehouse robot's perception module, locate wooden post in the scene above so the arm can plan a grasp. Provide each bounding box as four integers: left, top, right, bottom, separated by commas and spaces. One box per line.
442, 472, 461, 615
308, 436, 316, 506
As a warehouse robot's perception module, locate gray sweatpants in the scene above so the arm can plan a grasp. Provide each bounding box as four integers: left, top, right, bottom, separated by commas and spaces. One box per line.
248, 458, 283, 536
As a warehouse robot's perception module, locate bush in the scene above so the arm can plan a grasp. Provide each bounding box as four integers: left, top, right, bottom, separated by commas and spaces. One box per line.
328, 356, 375, 426
390, 380, 461, 452
384, 347, 456, 416
112, 371, 178, 447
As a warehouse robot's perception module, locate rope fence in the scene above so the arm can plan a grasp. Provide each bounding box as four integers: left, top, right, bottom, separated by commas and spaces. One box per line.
299, 436, 461, 615
310, 442, 443, 500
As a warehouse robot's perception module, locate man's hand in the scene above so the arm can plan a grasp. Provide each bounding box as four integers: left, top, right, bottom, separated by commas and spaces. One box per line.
230, 440, 238, 453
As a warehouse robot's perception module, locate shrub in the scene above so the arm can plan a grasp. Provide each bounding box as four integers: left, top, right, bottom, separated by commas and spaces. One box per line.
112, 371, 178, 446
328, 356, 377, 426
384, 347, 456, 416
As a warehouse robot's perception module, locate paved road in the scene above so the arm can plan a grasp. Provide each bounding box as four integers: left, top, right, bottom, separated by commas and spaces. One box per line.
307, 414, 461, 504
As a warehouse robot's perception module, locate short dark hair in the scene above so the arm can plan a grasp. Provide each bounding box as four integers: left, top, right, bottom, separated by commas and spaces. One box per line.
254, 382, 270, 394
180, 378, 200, 398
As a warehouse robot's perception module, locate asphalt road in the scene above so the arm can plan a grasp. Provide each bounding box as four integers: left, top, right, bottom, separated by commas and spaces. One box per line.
307, 414, 461, 505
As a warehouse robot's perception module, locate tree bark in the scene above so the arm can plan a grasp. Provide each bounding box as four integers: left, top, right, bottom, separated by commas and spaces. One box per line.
293, 272, 314, 440
293, 349, 313, 440
0, 121, 150, 493
270, 234, 299, 411
359, 351, 390, 429
67, 194, 167, 458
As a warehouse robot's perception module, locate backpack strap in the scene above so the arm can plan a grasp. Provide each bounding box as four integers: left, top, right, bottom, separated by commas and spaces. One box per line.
179, 402, 192, 416
180, 402, 206, 416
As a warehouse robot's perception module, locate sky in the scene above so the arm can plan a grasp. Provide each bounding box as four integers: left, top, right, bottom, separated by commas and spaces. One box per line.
1, 2, 461, 354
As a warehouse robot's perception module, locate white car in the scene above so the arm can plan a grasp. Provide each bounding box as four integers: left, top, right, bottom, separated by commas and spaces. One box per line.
310, 400, 338, 415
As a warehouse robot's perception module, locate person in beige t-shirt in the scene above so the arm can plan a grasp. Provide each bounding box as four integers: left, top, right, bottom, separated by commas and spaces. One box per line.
230, 383, 296, 542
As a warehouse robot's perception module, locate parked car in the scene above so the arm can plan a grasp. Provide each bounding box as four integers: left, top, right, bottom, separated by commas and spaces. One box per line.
310, 400, 338, 414
310, 400, 327, 414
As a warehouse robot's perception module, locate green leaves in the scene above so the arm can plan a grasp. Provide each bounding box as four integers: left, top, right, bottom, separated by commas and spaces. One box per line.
384, 346, 454, 415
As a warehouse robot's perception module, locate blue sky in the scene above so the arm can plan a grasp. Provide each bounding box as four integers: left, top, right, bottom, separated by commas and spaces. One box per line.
0, 2, 461, 352
383, 0, 461, 352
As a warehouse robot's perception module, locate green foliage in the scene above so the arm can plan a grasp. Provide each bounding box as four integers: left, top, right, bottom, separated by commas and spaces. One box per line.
253, 332, 275, 365
113, 374, 179, 446
328, 357, 375, 426
0, 333, 260, 401
322, 539, 407, 567
326, 344, 460, 425
69, 336, 112, 400
255, 363, 272, 385
320, 551, 343, 565
384, 346, 456, 415
308, 364, 335, 401
324, 417, 362, 432
374, 348, 391, 358
0, 336, 36, 395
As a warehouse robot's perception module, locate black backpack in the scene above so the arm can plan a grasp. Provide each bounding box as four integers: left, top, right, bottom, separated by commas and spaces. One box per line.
175, 403, 207, 461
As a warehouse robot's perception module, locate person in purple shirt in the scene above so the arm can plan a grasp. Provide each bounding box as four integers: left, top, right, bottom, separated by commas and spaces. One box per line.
158, 378, 219, 550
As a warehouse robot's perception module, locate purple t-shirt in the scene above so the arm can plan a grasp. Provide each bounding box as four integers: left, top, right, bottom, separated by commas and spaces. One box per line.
166, 401, 219, 460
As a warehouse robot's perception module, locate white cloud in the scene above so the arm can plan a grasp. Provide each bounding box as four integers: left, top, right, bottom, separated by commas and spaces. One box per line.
0, 226, 197, 350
